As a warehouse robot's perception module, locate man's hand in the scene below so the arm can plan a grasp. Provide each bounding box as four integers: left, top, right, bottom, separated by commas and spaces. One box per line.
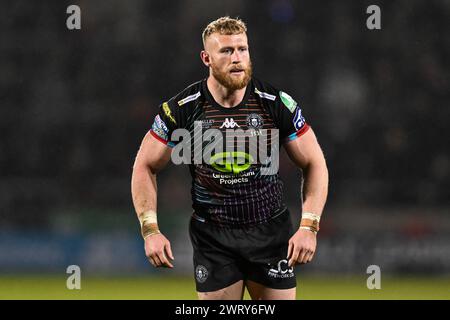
287, 229, 317, 267
144, 233, 174, 268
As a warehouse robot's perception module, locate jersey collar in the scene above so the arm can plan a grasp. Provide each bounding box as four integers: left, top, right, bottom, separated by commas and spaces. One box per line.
202, 78, 253, 112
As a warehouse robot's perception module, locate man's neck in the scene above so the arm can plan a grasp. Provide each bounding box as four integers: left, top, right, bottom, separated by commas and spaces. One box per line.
207, 76, 247, 108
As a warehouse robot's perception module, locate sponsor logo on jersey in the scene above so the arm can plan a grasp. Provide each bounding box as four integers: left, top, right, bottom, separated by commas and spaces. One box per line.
212, 170, 255, 185
162, 102, 176, 124
209, 151, 253, 174
255, 88, 276, 101
246, 113, 263, 129
177, 92, 201, 106
195, 119, 214, 129
293, 106, 305, 130
267, 259, 294, 278
170, 126, 280, 175
195, 265, 208, 283
279, 91, 297, 113
152, 115, 169, 140
155, 114, 168, 132
219, 118, 240, 129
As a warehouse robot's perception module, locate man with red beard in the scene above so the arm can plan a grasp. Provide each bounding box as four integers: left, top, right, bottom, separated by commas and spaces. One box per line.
131, 17, 328, 300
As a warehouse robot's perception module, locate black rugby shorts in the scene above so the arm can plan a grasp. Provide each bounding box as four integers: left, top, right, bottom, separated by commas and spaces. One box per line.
189, 209, 297, 292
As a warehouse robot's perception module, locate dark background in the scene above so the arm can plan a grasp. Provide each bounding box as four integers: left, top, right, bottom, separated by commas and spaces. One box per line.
0, 0, 449, 277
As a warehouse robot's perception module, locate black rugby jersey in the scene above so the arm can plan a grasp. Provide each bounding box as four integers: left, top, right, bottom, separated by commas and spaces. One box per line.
150, 78, 310, 226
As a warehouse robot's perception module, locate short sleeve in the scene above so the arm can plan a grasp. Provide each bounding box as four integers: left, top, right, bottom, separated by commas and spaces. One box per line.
149, 100, 181, 148
277, 91, 310, 143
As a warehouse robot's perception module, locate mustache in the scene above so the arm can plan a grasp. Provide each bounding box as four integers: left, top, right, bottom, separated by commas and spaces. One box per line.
229, 65, 246, 72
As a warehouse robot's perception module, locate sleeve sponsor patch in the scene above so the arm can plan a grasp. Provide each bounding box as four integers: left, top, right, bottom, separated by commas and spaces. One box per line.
279, 91, 297, 113
162, 102, 176, 124
177, 91, 201, 106
254, 88, 276, 101
293, 106, 306, 130
152, 114, 169, 141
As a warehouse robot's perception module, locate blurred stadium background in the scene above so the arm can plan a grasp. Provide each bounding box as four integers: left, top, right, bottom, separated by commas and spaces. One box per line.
0, 0, 449, 299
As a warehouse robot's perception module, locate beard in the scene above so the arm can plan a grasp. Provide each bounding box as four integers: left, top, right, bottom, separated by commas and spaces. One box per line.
211, 60, 253, 90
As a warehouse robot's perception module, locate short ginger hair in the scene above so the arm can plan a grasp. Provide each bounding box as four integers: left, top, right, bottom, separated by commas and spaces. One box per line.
202, 16, 247, 46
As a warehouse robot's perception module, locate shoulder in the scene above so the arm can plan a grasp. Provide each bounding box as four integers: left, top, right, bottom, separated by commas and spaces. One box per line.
165, 79, 204, 108
158, 79, 205, 129
252, 78, 279, 100
252, 78, 299, 113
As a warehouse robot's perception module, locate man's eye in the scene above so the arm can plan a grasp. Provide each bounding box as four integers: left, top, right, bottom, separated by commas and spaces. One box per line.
239, 48, 248, 52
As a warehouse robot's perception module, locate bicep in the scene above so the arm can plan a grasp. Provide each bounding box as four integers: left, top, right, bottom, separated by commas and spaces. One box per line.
134, 131, 172, 174
283, 128, 325, 169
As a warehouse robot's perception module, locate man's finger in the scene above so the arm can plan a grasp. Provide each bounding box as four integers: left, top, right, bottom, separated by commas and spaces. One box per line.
148, 256, 157, 267
152, 254, 163, 267
298, 248, 308, 264
307, 251, 315, 263
289, 247, 301, 267
302, 251, 313, 264
287, 242, 293, 260
165, 242, 175, 260
157, 251, 173, 268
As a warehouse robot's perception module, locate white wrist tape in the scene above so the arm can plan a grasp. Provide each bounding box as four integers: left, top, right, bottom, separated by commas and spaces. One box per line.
301, 212, 321, 223
139, 210, 160, 239
139, 210, 158, 226
300, 226, 318, 234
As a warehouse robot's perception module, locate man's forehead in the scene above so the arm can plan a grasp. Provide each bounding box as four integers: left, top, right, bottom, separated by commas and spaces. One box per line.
205, 33, 248, 49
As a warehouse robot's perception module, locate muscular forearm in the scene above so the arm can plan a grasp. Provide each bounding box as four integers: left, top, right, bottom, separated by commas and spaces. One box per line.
301, 160, 328, 218
131, 164, 158, 218
132, 161, 174, 268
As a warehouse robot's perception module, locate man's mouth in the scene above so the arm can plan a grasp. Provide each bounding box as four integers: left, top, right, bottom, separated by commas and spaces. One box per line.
230, 69, 244, 74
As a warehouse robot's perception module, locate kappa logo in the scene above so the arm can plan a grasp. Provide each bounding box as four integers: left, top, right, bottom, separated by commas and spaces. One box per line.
267, 259, 294, 279
195, 265, 208, 283
220, 118, 240, 129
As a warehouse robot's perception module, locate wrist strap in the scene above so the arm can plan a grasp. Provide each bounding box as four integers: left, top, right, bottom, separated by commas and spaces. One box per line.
300, 211, 320, 233
139, 210, 160, 240
299, 226, 317, 235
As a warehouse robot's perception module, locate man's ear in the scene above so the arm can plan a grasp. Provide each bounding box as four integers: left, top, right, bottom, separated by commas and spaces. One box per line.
200, 50, 210, 67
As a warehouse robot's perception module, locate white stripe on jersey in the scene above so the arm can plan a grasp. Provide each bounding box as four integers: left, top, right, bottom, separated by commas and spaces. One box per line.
178, 91, 201, 106
254, 88, 276, 101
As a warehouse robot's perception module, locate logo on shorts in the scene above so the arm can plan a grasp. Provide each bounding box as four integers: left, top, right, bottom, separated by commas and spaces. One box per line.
267, 259, 294, 279
195, 265, 209, 283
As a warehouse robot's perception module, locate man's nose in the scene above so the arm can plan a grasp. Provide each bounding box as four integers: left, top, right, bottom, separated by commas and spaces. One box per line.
231, 50, 241, 63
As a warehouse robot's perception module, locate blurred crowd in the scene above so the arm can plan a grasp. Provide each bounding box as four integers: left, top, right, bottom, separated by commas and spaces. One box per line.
0, 0, 448, 228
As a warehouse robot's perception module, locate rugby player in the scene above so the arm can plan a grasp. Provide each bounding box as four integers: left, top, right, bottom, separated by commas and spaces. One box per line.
131, 16, 328, 300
